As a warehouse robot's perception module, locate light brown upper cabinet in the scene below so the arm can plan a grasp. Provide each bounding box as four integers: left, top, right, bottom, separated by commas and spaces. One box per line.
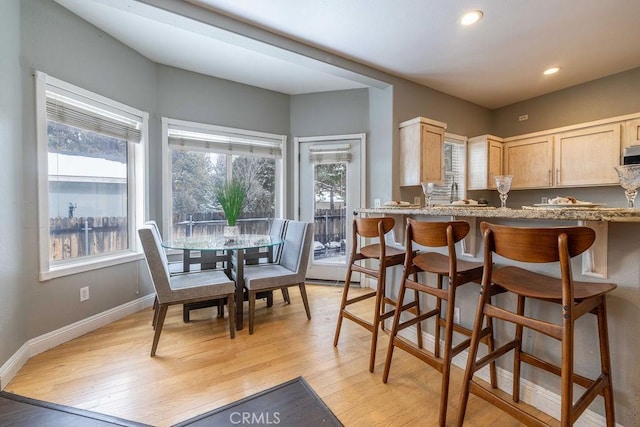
399, 117, 447, 186
502, 123, 622, 189
554, 123, 622, 186
626, 118, 640, 148
503, 135, 554, 189
467, 135, 503, 190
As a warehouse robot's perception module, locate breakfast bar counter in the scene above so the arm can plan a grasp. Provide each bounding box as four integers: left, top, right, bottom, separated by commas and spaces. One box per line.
358, 205, 640, 222
358, 205, 640, 279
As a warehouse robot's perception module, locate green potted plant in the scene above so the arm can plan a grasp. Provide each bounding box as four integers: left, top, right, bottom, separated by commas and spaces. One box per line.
215, 180, 248, 243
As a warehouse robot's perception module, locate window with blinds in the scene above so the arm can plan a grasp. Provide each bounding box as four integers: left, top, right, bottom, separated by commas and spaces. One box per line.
35, 71, 147, 280
429, 137, 467, 205
163, 118, 286, 240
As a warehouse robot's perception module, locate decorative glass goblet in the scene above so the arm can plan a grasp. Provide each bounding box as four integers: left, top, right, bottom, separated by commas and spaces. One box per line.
421, 182, 435, 208
614, 165, 640, 208
494, 175, 513, 209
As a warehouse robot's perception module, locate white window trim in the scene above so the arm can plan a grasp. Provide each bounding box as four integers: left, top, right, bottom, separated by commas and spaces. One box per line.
35, 71, 148, 281
161, 117, 287, 239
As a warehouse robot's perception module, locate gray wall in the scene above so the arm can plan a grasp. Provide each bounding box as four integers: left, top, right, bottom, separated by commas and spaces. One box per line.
153, 65, 290, 221
0, 0, 26, 373
492, 67, 640, 137
19, 0, 158, 340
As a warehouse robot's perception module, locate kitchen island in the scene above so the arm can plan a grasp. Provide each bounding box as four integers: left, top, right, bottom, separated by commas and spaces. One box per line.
356, 205, 640, 426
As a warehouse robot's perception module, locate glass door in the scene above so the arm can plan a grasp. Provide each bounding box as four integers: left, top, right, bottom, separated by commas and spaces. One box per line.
297, 135, 364, 282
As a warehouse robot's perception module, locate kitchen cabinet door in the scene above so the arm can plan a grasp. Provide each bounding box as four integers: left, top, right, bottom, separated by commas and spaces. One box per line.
626, 118, 640, 148
399, 117, 446, 186
504, 136, 553, 189
555, 123, 622, 186
467, 135, 503, 190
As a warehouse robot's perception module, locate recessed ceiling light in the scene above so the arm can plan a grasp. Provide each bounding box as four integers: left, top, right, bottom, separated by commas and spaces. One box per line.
544, 67, 561, 75
461, 10, 483, 26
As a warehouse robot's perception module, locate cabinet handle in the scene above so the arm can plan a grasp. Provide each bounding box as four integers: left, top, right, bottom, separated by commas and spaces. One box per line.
548, 169, 552, 186
556, 168, 559, 185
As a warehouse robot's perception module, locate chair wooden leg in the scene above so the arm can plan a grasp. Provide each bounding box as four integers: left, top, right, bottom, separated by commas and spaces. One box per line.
438, 283, 457, 427
369, 266, 386, 372
282, 287, 291, 304
597, 298, 615, 426
560, 309, 574, 426
152, 297, 159, 330
334, 262, 354, 347
151, 304, 168, 357
485, 313, 498, 389
513, 295, 525, 402
382, 275, 408, 383
413, 272, 423, 349
227, 294, 235, 339
434, 274, 443, 358
456, 284, 491, 427
249, 290, 256, 335
299, 283, 311, 320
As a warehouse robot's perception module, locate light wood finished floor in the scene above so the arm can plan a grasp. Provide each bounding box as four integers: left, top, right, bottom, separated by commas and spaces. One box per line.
6, 285, 547, 426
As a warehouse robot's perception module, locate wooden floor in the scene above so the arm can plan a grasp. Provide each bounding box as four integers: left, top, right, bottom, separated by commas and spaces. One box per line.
6, 285, 542, 426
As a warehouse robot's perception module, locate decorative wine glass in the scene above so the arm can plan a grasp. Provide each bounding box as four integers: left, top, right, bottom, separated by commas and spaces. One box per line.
614, 165, 640, 208
421, 182, 435, 207
494, 175, 513, 209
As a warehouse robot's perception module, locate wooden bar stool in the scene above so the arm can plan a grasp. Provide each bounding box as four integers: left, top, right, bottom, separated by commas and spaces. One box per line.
457, 222, 616, 426
383, 219, 497, 427
334, 216, 421, 373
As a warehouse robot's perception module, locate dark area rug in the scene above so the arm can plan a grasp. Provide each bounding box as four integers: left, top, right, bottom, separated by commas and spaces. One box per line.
0, 377, 341, 427
174, 377, 343, 427
0, 391, 150, 426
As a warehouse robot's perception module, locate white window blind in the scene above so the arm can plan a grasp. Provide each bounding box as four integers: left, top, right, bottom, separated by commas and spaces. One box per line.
45, 90, 142, 143
168, 125, 283, 159
308, 144, 352, 164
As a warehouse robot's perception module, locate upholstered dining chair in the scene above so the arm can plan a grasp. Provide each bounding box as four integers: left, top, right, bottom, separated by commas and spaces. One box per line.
138, 225, 236, 356
242, 220, 314, 334
145, 220, 184, 274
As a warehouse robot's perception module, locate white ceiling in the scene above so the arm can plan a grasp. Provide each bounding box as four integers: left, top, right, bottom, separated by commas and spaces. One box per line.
56, 0, 640, 109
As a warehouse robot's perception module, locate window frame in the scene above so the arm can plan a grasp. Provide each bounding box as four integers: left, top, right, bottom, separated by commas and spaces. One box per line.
429, 132, 468, 205
161, 117, 286, 239
35, 71, 148, 281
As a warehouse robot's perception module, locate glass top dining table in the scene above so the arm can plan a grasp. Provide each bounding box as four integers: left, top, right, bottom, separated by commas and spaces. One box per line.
162, 234, 284, 330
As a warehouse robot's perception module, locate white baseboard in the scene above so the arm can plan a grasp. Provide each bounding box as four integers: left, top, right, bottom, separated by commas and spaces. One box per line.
395, 323, 616, 427
0, 294, 155, 390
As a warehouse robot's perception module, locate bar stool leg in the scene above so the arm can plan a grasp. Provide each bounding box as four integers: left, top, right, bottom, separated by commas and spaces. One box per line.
382, 274, 409, 383
369, 264, 385, 372
597, 298, 616, 426
456, 283, 491, 427
513, 295, 525, 402
434, 274, 443, 358
333, 258, 354, 347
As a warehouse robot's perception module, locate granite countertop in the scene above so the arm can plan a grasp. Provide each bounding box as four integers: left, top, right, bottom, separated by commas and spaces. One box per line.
358, 205, 640, 222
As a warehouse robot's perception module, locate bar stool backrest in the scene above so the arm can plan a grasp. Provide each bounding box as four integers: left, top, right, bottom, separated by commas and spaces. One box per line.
480, 222, 595, 263
354, 216, 395, 239
406, 218, 470, 248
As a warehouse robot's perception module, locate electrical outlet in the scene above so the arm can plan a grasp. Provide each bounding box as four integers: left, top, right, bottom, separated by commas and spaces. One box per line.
518, 114, 529, 121
80, 286, 90, 302
454, 307, 461, 324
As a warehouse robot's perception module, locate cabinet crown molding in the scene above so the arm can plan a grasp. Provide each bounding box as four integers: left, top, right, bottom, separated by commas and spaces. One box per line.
399, 116, 447, 130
